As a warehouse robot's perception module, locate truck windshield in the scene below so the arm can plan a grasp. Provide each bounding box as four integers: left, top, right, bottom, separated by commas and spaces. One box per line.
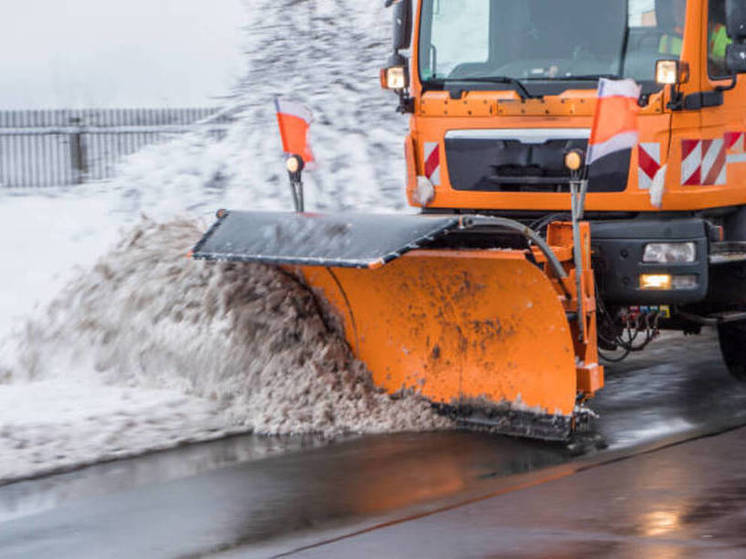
419, 0, 686, 88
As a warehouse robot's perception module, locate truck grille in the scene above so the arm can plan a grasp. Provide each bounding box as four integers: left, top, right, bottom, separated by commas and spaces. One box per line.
444, 129, 628, 193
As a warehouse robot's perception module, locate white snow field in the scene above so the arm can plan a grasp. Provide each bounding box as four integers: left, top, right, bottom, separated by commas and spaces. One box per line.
0, 0, 446, 484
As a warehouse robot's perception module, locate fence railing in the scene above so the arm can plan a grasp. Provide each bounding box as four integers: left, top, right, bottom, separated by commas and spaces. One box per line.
0, 108, 233, 187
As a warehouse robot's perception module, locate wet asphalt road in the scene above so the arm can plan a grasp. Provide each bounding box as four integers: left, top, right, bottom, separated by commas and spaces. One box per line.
1, 332, 746, 558
285, 425, 746, 559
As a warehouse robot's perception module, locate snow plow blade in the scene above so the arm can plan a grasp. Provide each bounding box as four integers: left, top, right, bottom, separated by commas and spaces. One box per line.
192, 211, 463, 269
193, 211, 603, 441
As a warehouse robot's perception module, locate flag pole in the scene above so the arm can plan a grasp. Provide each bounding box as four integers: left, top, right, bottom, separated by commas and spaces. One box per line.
568, 77, 640, 342
286, 154, 305, 213
566, 150, 587, 343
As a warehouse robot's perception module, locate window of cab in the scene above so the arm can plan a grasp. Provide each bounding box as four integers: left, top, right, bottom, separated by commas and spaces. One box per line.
708, 0, 732, 79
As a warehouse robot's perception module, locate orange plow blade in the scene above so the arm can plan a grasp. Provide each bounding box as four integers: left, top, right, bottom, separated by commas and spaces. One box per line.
301, 251, 577, 439
192, 211, 602, 440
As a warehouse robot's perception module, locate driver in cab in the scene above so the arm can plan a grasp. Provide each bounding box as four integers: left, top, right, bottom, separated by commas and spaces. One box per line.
658, 0, 731, 66
658, 0, 686, 55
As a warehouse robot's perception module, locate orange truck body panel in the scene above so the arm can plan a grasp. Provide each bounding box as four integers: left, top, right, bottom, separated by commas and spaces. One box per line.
406, 0, 746, 213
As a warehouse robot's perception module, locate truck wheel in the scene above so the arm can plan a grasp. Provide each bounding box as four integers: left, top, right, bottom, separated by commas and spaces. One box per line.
718, 322, 746, 381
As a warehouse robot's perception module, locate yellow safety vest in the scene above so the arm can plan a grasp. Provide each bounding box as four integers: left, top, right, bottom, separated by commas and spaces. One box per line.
710, 24, 731, 61
660, 25, 732, 61
659, 33, 683, 56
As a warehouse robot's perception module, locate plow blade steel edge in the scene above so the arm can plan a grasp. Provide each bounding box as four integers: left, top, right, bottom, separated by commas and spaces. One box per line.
193, 211, 578, 435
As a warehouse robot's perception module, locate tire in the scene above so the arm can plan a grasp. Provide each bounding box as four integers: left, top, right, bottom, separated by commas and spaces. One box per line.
718, 321, 746, 381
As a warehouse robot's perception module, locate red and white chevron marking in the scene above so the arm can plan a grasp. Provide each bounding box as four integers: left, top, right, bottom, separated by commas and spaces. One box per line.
638, 143, 661, 190
681, 139, 727, 186
423, 142, 441, 186
726, 131, 746, 164
726, 131, 745, 153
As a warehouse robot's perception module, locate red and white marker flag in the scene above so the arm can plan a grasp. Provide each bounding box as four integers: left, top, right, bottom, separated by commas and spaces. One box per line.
275, 97, 315, 165
587, 78, 641, 166
587, 79, 667, 205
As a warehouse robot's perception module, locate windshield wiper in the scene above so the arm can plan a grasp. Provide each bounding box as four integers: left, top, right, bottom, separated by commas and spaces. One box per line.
435, 77, 537, 100
535, 74, 621, 81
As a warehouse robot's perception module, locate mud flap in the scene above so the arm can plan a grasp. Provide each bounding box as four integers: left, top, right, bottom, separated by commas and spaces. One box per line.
193, 211, 579, 440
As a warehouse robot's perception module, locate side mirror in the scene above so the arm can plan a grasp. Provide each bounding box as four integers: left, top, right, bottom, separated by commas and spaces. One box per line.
726, 0, 746, 42
726, 44, 746, 73
383, 1, 414, 113
386, 0, 412, 51
726, 0, 746, 74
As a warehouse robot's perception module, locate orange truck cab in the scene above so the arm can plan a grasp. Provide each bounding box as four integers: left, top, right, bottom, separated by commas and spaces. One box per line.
382, 0, 746, 377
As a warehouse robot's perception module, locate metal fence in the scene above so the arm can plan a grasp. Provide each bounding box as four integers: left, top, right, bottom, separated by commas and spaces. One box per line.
0, 108, 233, 187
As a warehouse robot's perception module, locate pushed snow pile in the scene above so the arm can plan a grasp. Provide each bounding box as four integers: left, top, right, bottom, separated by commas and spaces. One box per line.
14, 219, 448, 439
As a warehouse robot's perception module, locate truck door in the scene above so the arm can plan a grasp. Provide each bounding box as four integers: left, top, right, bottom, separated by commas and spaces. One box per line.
698, 0, 746, 189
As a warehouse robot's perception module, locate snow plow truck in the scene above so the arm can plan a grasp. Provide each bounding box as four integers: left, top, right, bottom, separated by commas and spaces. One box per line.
193, 0, 746, 441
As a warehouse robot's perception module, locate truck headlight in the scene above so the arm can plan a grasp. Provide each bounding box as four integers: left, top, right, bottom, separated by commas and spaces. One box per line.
640, 274, 672, 290
642, 242, 696, 264
640, 274, 699, 290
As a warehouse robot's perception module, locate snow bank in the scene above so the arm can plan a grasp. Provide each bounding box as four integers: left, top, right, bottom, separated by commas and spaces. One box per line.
0, 380, 241, 482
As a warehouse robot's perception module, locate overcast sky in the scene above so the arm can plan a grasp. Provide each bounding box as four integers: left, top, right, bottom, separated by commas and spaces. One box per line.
0, 0, 247, 109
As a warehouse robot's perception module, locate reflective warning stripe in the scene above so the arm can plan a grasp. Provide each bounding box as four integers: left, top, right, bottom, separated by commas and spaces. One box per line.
638, 143, 661, 190
423, 142, 440, 186
702, 139, 727, 186
681, 139, 727, 186
726, 131, 746, 164
681, 139, 702, 185
728, 153, 746, 164
726, 132, 745, 153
